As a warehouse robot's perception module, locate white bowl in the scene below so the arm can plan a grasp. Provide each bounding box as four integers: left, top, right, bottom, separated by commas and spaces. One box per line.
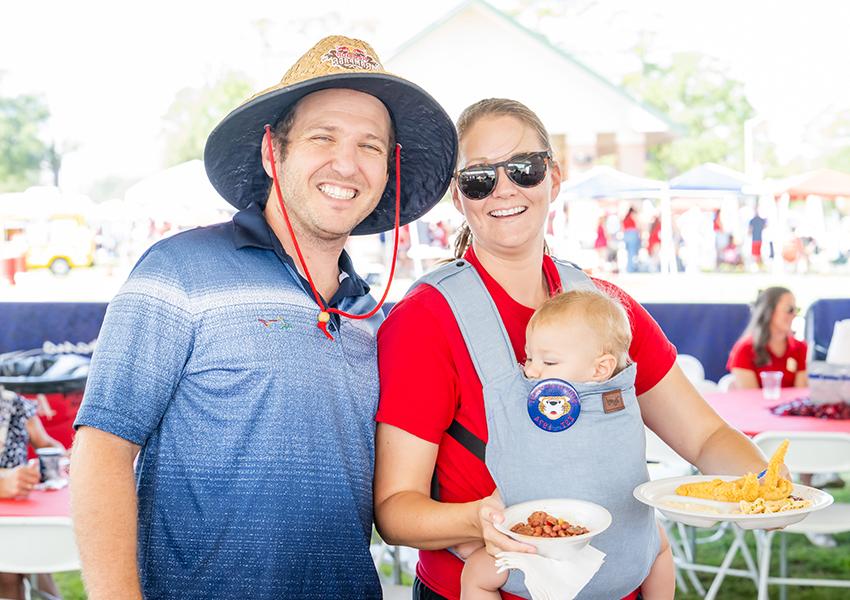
494, 498, 612, 560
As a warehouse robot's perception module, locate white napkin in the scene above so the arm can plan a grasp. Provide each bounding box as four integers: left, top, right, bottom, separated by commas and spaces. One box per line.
827, 320, 850, 365
495, 545, 606, 600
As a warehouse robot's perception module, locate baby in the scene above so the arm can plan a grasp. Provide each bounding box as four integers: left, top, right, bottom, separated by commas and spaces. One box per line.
460, 289, 674, 600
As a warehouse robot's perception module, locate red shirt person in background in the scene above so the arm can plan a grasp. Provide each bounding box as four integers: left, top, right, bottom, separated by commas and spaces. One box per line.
727, 286, 808, 389
647, 217, 661, 256
622, 207, 641, 272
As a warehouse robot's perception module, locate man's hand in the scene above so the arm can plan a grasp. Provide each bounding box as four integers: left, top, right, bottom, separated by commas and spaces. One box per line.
0, 460, 40, 498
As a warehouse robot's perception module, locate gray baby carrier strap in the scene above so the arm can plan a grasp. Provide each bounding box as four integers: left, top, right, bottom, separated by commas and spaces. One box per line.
409, 259, 596, 472
411, 258, 596, 390
413, 259, 659, 599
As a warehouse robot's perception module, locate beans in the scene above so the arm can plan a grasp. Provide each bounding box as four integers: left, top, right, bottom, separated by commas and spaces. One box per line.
509, 510, 589, 538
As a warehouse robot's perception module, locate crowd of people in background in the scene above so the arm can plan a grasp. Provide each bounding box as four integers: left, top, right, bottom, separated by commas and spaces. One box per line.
3, 190, 850, 287
576, 200, 845, 275
363, 195, 850, 282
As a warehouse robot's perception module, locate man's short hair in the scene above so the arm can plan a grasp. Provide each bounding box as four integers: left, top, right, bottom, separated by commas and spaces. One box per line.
270, 94, 396, 167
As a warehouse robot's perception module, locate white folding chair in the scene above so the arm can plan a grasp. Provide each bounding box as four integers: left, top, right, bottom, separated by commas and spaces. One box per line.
717, 373, 736, 392
676, 354, 706, 384
0, 516, 79, 600
751, 431, 850, 600
694, 379, 719, 394
644, 426, 762, 599
645, 427, 693, 478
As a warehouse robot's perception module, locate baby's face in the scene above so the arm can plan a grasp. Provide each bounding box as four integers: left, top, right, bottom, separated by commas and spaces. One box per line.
524, 319, 604, 382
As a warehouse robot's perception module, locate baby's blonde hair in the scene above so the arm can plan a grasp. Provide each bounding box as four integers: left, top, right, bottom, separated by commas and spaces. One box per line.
528, 289, 632, 370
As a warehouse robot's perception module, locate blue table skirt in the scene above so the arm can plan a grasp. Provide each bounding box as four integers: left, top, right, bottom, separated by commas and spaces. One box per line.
642, 303, 750, 382
0, 302, 107, 356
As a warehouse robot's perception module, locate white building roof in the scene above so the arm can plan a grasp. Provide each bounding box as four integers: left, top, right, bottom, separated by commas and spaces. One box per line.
387, 0, 678, 142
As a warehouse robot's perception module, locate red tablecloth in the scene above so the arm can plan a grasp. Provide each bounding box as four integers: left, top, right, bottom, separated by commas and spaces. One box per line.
704, 387, 850, 437
0, 486, 70, 518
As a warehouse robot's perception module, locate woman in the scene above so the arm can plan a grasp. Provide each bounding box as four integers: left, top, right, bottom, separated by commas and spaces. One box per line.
0, 387, 65, 600
374, 98, 772, 600
727, 288, 842, 540
727, 286, 808, 389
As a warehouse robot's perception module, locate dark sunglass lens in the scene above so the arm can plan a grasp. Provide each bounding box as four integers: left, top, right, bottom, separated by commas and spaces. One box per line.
459, 166, 497, 199
506, 154, 547, 187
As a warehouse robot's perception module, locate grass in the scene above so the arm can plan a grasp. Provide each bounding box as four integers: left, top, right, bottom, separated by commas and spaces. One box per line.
52, 572, 86, 600
52, 485, 850, 599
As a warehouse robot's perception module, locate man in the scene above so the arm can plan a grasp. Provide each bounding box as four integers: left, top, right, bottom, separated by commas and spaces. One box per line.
748, 210, 767, 265
71, 36, 455, 599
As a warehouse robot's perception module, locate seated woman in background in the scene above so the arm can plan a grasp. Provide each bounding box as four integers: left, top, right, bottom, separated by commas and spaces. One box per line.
726, 287, 843, 537
0, 387, 65, 600
727, 286, 808, 389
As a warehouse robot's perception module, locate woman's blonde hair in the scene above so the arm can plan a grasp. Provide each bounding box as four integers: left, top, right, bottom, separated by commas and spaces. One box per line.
528, 289, 633, 371
452, 98, 553, 259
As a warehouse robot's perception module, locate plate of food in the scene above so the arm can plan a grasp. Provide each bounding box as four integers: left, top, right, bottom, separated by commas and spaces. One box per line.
494, 498, 611, 560
633, 440, 833, 529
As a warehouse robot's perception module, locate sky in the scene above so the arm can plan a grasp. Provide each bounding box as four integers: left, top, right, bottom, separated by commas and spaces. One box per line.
2, 0, 849, 196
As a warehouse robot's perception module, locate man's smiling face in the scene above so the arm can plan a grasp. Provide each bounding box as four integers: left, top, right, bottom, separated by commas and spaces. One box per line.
273, 88, 391, 242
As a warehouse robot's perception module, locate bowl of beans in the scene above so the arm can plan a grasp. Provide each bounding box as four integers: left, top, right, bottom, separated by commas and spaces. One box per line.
495, 498, 612, 560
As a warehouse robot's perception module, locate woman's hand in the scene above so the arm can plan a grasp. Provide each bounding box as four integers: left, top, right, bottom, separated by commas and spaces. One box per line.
477, 490, 536, 557
0, 460, 40, 498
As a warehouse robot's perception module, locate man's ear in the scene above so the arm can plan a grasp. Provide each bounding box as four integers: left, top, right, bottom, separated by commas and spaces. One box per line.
593, 353, 617, 381
261, 132, 275, 178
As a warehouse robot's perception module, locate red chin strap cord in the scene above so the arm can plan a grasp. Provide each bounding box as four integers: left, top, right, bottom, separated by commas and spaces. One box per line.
263, 125, 401, 341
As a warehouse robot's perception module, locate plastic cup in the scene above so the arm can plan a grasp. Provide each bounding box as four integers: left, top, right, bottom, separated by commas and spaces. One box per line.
36, 447, 64, 483
760, 371, 783, 401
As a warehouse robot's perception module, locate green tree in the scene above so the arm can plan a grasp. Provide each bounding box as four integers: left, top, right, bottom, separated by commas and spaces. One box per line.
161, 71, 253, 167
0, 91, 50, 192
622, 51, 755, 179
819, 109, 850, 173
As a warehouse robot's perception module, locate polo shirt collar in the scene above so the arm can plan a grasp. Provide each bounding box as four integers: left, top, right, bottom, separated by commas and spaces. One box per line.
232, 203, 370, 303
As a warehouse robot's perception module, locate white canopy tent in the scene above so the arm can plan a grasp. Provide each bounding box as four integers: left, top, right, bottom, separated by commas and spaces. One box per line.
123, 160, 235, 227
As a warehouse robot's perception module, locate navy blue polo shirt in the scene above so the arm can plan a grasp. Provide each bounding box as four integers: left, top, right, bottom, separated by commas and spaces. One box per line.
75, 208, 383, 599
233, 202, 370, 328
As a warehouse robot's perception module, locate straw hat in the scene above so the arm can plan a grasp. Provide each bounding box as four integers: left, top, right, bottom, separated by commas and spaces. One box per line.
204, 35, 457, 235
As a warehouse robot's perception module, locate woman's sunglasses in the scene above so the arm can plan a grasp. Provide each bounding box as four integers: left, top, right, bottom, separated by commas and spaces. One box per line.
455, 150, 552, 200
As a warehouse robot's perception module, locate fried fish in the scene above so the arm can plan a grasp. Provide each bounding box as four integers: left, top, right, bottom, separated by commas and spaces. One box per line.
675, 439, 793, 502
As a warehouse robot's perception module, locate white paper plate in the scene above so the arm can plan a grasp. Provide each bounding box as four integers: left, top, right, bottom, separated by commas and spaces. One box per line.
494, 498, 611, 560
633, 475, 833, 529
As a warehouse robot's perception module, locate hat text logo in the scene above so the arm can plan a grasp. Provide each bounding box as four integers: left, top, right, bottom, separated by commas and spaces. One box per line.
321, 46, 380, 71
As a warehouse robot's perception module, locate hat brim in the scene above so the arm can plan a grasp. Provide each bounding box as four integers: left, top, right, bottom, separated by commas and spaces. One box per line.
203, 73, 457, 236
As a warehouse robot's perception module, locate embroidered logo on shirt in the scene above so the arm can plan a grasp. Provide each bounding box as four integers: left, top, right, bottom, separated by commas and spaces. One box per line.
786, 357, 798, 373
258, 317, 291, 331
602, 390, 625, 414
527, 379, 581, 432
